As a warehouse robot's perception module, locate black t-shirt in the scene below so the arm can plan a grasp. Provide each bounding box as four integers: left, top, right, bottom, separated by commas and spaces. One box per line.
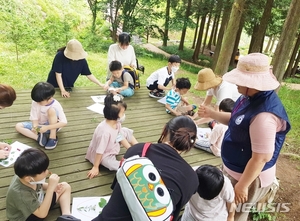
46, 51, 92, 87
92, 143, 199, 221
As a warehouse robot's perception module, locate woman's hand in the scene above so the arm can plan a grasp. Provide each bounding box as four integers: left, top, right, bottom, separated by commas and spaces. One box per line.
61, 90, 70, 98
0, 150, 10, 159
197, 105, 213, 118
234, 181, 248, 204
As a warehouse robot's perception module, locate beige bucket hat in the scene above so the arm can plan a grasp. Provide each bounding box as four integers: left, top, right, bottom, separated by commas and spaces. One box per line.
194, 68, 222, 91
64, 39, 87, 60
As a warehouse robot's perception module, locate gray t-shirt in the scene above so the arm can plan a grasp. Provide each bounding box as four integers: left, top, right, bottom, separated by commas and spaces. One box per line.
6, 175, 43, 221
113, 71, 134, 87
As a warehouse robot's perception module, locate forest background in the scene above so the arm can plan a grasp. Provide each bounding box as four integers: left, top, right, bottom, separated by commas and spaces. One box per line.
0, 0, 300, 220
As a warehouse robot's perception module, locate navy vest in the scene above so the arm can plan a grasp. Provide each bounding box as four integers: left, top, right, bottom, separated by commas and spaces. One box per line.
222, 91, 291, 173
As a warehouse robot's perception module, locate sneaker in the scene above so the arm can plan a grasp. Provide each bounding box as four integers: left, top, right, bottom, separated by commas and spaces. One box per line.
45, 137, 58, 150
149, 91, 164, 98
37, 133, 48, 147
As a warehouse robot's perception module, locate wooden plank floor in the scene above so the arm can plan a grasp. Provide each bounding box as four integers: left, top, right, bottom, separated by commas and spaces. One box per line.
0, 87, 221, 221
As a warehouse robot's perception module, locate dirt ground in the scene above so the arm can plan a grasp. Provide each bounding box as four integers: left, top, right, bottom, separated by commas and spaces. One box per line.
187, 92, 300, 221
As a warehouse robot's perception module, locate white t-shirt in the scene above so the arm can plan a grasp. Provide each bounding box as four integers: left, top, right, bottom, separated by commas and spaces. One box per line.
29, 99, 67, 124
107, 44, 137, 68
146, 66, 175, 87
207, 80, 240, 105
185, 175, 234, 221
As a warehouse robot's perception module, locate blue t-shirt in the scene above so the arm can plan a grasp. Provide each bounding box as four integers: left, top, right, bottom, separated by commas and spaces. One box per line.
47, 50, 92, 87
166, 89, 181, 113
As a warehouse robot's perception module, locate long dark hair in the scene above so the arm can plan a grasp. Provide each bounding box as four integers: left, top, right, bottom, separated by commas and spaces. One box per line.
158, 116, 197, 153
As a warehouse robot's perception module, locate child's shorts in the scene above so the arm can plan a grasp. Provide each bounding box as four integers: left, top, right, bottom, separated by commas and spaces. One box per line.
22, 122, 60, 133
25, 192, 56, 221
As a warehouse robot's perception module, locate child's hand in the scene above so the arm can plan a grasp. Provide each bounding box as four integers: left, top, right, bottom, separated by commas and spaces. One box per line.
87, 167, 100, 179
48, 174, 60, 191
38, 126, 48, 134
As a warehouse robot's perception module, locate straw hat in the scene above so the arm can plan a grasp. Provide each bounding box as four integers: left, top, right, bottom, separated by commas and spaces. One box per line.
64, 39, 87, 60
223, 53, 279, 91
194, 68, 222, 91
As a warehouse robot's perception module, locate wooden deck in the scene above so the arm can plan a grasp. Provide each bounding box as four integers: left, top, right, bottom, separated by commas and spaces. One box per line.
0, 87, 221, 221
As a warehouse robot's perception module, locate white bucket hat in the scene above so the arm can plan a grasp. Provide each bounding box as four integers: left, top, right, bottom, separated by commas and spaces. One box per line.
223, 53, 279, 91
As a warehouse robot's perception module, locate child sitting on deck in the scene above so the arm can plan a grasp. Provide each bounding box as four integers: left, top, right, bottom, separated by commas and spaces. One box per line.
85, 93, 138, 179
6, 148, 80, 221
103, 60, 135, 97
165, 77, 196, 116
181, 165, 235, 221
194, 98, 235, 156
15, 82, 67, 150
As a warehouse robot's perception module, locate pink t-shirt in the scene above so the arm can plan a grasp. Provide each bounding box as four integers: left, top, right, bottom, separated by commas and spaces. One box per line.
209, 124, 228, 157
85, 120, 133, 164
224, 112, 287, 187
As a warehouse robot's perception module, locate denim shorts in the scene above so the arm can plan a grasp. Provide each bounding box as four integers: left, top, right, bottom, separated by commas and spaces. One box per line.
22, 122, 60, 134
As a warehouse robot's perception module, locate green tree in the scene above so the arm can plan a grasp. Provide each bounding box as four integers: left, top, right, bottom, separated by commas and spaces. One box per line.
271, 0, 300, 82
214, 0, 246, 75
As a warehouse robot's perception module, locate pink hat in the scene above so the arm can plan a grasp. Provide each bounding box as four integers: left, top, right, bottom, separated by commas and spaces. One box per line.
223, 53, 279, 91
64, 39, 87, 60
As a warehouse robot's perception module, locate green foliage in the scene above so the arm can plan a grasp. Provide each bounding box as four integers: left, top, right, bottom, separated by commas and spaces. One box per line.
250, 207, 276, 221
159, 45, 212, 67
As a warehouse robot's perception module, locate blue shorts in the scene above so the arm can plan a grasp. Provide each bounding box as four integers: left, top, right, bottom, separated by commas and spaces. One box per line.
22, 122, 60, 133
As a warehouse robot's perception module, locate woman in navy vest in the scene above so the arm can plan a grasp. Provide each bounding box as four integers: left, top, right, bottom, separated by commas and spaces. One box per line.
197, 53, 291, 221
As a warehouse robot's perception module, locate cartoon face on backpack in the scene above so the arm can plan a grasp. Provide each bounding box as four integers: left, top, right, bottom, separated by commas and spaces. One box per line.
118, 156, 173, 221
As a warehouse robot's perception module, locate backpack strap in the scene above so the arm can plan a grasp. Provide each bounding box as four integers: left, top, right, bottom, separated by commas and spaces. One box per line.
121, 70, 134, 89
142, 142, 151, 157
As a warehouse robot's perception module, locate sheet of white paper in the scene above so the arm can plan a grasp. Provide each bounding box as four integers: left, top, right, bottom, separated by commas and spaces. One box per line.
72, 196, 111, 220
0, 141, 32, 167
87, 103, 104, 115
157, 96, 167, 104
196, 127, 211, 141
91, 95, 106, 103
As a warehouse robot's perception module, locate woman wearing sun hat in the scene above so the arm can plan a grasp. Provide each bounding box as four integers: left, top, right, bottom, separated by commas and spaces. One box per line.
193, 68, 240, 125
47, 39, 103, 98
198, 53, 291, 221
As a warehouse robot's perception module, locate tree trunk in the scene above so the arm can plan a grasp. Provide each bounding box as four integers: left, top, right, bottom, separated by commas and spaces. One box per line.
283, 32, 300, 79
212, 0, 232, 70
291, 49, 300, 77
270, 37, 276, 54
212, 15, 220, 46
230, 15, 245, 66
201, 13, 212, 54
192, 15, 207, 61
163, 0, 171, 46
214, 0, 246, 76
249, 0, 274, 53
271, 0, 300, 82
207, 16, 218, 49
264, 35, 272, 53
192, 13, 200, 49
248, 23, 259, 53
179, 0, 192, 50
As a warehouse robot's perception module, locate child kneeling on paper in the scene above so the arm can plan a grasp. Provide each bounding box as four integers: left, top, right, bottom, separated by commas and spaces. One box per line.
103, 60, 134, 97
165, 77, 196, 116
6, 148, 80, 221
194, 98, 234, 156
15, 82, 67, 150
181, 165, 235, 221
85, 93, 138, 179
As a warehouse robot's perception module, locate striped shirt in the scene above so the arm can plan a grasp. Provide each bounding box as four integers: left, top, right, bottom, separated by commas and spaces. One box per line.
166, 89, 181, 113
